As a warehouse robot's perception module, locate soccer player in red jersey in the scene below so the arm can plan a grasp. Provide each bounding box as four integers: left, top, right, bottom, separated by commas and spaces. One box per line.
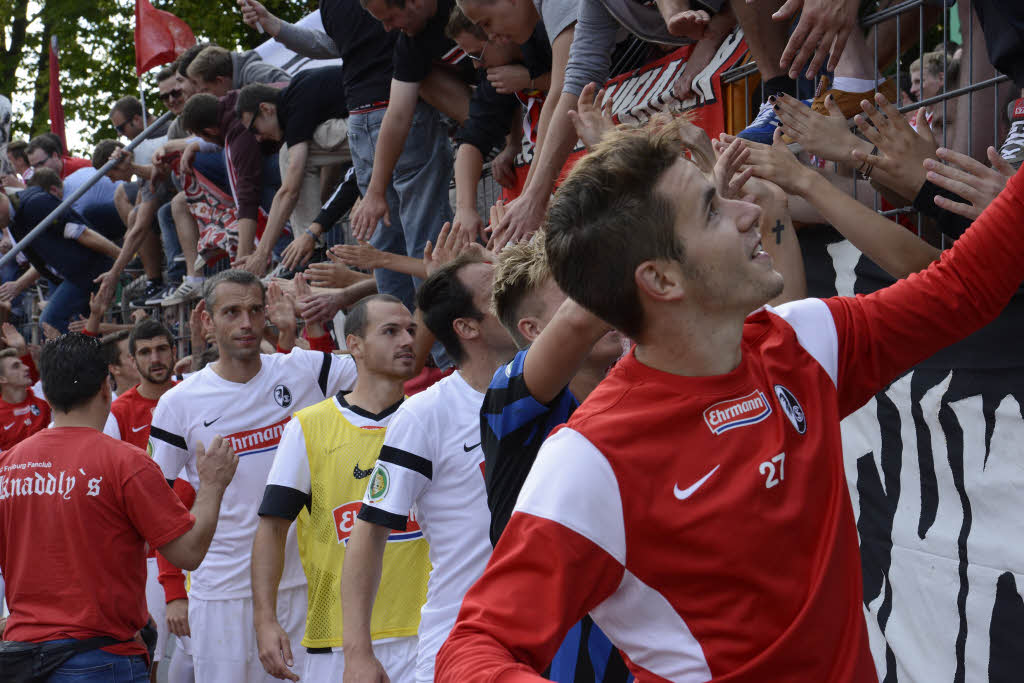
437, 124, 1024, 682
0, 323, 50, 451
106, 319, 177, 449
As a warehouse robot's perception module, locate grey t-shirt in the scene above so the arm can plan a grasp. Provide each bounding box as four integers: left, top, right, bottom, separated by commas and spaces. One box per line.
533, 0, 578, 44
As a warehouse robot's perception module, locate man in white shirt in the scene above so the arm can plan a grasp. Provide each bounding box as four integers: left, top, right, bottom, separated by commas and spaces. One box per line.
151, 269, 359, 682
342, 254, 517, 682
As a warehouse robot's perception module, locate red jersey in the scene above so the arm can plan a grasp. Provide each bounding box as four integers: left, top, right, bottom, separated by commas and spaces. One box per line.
60, 156, 91, 179
0, 388, 51, 451
110, 385, 175, 450
0, 428, 195, 655
437, 168, 1024, 679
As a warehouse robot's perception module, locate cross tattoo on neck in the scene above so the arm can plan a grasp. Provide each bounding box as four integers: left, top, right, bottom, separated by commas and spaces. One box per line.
772, 220, 785, 245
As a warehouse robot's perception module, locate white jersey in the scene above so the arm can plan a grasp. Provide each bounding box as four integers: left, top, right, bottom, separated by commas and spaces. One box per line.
358, 371, 492, 681
150, 349, 357, 600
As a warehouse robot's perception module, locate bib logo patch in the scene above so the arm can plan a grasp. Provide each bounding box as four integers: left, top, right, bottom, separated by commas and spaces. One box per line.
773, 384, 806, 434
273, 384, 292, 408
703, 390, 772, 435
333, 500, 422, 544
367, 463, 390, 503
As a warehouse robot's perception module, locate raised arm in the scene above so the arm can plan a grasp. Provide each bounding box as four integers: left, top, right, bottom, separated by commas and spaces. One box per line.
238, 0, 342, 58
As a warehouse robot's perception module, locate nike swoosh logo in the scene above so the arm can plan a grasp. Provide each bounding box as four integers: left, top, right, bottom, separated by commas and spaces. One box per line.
353, 463, 373, 479
463, 442, 481, 452
203, 417, 222, 427
2, 423, 14, 430
131, 425, 147, 433
673, 465, 720, 500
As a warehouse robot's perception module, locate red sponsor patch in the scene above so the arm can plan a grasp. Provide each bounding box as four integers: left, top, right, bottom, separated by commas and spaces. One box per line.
1014, 99, 1024, 119
333, 501, 422, 544
703, 390, 772, 435
225, 417, 290, 456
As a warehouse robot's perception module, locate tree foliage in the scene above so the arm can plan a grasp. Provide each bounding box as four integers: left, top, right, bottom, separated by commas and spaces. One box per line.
0, 0, 315, 155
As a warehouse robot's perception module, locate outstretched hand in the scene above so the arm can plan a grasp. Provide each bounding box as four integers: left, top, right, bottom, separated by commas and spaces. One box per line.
713, 137, 753, 200
0, 322, 27, 356
568, 82, 615, 149
721, 129, 815, 197
424, 222, 467, 276
774, 0, 858, 78
850, 93, 938, 200
925, 146, 1016, 221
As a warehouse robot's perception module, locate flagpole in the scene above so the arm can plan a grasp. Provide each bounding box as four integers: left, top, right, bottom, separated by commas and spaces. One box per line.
139, 77, 149, 127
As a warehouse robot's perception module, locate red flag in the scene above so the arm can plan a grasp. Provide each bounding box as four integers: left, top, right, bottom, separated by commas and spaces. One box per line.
135, 0, 196, 77
48, 36, 66, 152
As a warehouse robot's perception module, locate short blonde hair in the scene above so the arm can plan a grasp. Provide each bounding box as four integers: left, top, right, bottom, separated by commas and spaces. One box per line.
187, 46, 232, 83
491, 232, 552, 348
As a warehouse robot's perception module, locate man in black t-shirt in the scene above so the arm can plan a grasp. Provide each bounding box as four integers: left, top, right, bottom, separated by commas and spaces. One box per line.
236, 67, 352, 271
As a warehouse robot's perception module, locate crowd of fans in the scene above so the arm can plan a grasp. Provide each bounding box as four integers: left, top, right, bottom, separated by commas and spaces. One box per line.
0, 0, 1023, 681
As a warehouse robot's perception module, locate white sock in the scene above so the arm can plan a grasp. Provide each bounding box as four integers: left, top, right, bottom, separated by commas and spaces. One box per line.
186, 275, 204, 284
831, 76, 882, 93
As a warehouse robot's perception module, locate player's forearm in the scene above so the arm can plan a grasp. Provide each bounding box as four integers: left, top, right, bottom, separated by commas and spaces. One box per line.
522, 93, 578, 197
799, 173, 939, 279
455, 145, 484, 211
161, 484, 227, 570
251, 518, 289, 627
524, 298, 609, 404
758, 199, 806, 306
340, 522, 389, 652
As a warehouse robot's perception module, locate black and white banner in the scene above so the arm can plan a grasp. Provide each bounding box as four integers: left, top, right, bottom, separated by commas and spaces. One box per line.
801, 225, 1024, 682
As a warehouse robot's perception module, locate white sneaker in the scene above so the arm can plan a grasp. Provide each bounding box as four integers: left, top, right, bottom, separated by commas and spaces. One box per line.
161, 280, 203, 307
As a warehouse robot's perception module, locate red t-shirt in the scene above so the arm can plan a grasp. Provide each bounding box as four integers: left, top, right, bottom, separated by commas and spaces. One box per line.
61, 156, 91, 179
0, 428, 195, 655
0, 389, 51, 451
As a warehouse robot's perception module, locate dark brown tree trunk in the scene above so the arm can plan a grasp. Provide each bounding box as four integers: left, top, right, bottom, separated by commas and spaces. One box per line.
0, 0, 31, 98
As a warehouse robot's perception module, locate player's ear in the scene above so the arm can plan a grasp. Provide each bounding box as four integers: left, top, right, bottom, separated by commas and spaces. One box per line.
634, 259, 685, 303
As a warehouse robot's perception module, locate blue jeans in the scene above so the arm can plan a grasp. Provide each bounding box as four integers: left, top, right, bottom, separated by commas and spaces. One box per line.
40, 279, 91, 333
348, 101, 452, 312
47, 641, 149, 682
157, 200, 185, 284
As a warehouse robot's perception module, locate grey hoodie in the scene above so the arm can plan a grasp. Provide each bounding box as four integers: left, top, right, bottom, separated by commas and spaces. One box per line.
230, 50, 291, 89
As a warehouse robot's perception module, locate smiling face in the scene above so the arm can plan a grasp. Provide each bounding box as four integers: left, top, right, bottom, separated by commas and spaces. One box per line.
204, 281, 266, 362
158, 76, 187, 116
653, 158, 781, 317
458, 0, 537, 44
110, 110, 144, 140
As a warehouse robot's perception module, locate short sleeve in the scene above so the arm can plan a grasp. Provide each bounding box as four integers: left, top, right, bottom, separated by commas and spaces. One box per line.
123, 454, 196, 549
392, 35, 430, 83
151, 397, 190, 482
63, 222, 87, 240
260, 418, 312, 521
540, 0, 578, 42
103, 411, 121, 440
327, 353, 358, 396
357, 406, 433, 530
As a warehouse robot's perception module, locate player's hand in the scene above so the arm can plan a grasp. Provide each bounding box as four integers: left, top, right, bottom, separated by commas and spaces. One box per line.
722, 130, 816, 197
343, 650, 390, 683
423, 222, 467, 276
189, 300, 207, 355
195, 436, 238, 492
256, 619, 300, 681
925, 146, 1016, 221
486, 65, 531, 94
166, 599, 191, 637
266, 281, 297, 333
350, 191, 390, 242
1, 322, 27, 356
486, 191, 546, 252
773, 0, 858, 78
40, 322, 61, 341
237, 0, 282, 36
281, 231, 316, 271
568, 83, 614, 150
712, 137, 753, 200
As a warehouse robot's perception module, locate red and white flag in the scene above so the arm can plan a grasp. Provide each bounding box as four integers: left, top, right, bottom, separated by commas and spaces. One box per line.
135, 0, 196, 77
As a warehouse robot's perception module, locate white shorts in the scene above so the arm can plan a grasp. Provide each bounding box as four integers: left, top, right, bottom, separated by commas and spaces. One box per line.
302, 637, 417, 683
189, 584, 307, 683
145, 558, 168, 662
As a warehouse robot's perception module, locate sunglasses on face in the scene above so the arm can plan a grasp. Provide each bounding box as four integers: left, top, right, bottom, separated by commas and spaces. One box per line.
159, 88, 183, 103
114, 121, 128, 135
